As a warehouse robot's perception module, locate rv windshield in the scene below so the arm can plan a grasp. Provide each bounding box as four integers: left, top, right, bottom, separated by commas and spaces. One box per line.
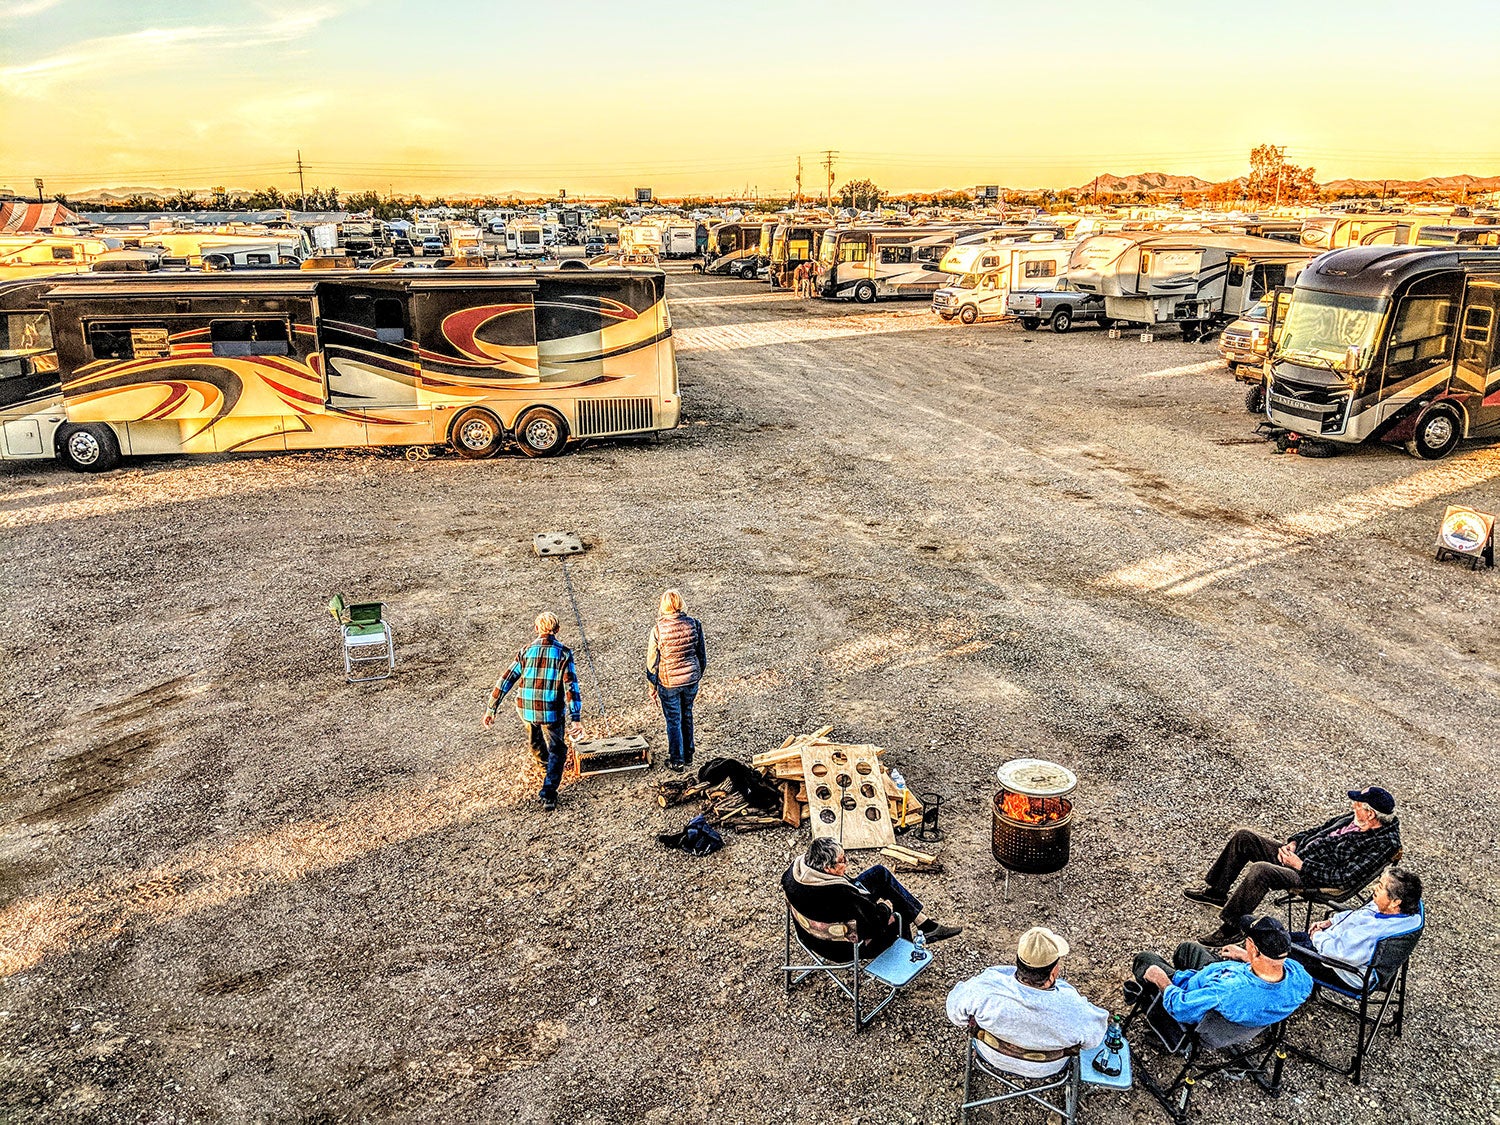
817, 232, 837, 267
1275, 291, 1386, 371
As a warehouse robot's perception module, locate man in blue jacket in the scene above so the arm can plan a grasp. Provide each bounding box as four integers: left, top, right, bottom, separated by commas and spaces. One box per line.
482, 611, 582, 811
1130, 915, 1313, 1032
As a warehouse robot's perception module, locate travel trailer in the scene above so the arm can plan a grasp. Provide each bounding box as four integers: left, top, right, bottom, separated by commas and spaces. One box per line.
931, 239, 1077, 323
507, 220, 546, 258
1066, 232, 1315, 339
0, 234, 122, 278
814, 225, 991, 302
767, 219, 831, 287
1264, 245, 1500, 458
0, 266, 682, 470
661, 221, 699, 259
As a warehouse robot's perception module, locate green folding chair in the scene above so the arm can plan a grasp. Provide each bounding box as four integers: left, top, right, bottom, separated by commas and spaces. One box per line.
327, 594, 394, 682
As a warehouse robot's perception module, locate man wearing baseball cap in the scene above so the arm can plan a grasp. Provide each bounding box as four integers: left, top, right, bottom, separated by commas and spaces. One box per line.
947, 926, 1110, 1079
1184, 786, 1402, 946
1130, 915, 1313, 1032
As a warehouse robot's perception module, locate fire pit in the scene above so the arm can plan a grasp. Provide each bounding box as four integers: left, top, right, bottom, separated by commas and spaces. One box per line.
992, 758, 1077, 875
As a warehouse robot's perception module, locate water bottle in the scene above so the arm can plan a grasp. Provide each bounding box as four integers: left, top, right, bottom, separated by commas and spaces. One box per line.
911, 926, 928, 962
1093, 1016, 1124, 1077
890, 769, 910, 827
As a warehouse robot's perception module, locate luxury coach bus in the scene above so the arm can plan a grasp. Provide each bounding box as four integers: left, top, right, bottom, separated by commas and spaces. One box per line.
0, 265, 680, 471
1265, 246, 1500, 458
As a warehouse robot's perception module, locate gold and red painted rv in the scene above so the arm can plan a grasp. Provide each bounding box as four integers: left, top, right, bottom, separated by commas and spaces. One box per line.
0, 265, 681, 470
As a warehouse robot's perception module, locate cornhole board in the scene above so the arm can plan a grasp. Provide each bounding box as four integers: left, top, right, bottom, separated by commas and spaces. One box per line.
801, 741, 894, 849
571, 734, 651, 778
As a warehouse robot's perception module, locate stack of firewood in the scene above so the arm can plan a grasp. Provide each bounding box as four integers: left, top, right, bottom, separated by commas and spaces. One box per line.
655, 777, 784, 831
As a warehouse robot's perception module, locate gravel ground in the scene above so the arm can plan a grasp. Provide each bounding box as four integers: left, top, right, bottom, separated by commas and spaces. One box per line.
1, 268, 1497, 1123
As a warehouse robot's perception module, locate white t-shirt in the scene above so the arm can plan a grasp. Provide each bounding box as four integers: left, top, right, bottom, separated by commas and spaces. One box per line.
947, 966, 1110, 1078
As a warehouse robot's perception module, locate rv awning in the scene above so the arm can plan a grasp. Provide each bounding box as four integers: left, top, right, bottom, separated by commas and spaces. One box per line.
0, 201, 83, 233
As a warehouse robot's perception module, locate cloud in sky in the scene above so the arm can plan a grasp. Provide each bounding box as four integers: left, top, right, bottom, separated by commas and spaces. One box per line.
0, 0, 66, 21
0, 4, 341, 97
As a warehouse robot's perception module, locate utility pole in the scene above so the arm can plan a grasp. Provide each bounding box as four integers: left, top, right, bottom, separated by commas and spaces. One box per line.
795, 156, 803, 208
1272, 145, 1286, 207
296, 149, 307, 211
822, 150, 837, 210
34, 177, 44, 203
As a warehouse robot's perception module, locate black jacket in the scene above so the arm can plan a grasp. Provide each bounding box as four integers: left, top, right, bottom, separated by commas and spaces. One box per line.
781, 858, 899, 961
1290, 813, 1402, 889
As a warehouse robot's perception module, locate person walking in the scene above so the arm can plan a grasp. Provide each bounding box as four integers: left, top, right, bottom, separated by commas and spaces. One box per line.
482, 611, 582, 811
645, 589, 706, 772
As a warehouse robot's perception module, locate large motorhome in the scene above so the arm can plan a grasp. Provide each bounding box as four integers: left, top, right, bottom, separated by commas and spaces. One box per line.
1067, 232, 1315, 339
1264, 246, 1500, 458
767, 219, 831, 287
815, 225, 990, 302
0, 266, 681, 470
1297, 213, 1457, 251
0, 234, 122, 278
701, 220, 763, 276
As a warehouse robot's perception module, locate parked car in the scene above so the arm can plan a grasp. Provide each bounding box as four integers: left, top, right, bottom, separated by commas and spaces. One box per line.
419, 237, 445, 256
584, 237, 606, 256
391, 237, 414, 257
1004, 279, 1111, 332
1221, 298, 1272, 412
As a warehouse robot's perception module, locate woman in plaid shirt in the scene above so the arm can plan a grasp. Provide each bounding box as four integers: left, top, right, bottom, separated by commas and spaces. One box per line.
482, 611, 582, 811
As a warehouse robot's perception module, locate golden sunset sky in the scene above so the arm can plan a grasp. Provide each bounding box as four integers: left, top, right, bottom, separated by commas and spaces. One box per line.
2, 0, 1498, 199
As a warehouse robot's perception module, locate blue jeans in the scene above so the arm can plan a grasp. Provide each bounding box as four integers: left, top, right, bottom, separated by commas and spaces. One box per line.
658, 682, 699, 766
527, 719, 569, 800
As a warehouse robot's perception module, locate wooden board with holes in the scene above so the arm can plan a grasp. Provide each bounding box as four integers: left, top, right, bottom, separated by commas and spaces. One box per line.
799, 741, 894, 849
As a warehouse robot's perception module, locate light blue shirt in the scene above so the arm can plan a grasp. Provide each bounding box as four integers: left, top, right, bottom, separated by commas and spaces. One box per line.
1163, 959, 1313, 1027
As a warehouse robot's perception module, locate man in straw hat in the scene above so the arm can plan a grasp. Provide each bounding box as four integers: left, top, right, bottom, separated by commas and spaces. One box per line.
946, 927, 1110, 1079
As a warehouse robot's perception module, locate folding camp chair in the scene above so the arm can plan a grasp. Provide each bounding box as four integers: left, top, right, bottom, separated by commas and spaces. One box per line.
782, 901, 933, 1032
958, 1029, 1081, 1125
1122, 987, 1286, 1125
1286, 904, 1424, 1084
1277, 846, 1403, 931
327, 594, 394, 682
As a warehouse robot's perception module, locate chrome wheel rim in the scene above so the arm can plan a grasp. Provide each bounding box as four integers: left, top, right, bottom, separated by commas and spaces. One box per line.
459, 418, 495, 449
524, 419, 560, 449
67, 431, 101, 464
1423, 415, 1454, 447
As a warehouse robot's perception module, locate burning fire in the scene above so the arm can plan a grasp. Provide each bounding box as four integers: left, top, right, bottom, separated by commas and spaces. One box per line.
1001, 792, 1071, 825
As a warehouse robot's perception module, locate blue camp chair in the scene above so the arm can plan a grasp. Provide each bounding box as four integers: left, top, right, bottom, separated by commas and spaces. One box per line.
782, 901, 934, 1032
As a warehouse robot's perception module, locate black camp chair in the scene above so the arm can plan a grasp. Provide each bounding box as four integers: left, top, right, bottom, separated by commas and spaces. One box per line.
1121, 985, 1287, 1125
1286, 904, 1424, 1084
781, 901, 934, 1033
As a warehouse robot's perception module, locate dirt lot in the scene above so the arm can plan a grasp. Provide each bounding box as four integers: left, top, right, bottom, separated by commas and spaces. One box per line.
2, 269, 1497, 1124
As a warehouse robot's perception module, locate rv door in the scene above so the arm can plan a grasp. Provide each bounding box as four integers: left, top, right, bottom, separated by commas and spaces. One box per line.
1452, 275, 1500, 437
1267, 286, 1294, 352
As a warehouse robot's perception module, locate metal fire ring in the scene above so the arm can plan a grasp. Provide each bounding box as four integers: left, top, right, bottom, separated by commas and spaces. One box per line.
995, 758, 1078, 797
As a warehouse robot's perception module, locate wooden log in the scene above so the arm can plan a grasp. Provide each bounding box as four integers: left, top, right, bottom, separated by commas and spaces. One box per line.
780, 783, 804, 828
882, 843, 937, 865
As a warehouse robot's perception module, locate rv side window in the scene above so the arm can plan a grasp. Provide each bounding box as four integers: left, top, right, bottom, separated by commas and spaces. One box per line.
1462, 306, 1493, 347
915, 246, 940, 262
881, 246, 913, 265
247, 253, 272, 265
88, 322, 171, 361
1023, 260, 1057, 280
374, 298, 404, 342
1388, 297, 1456, 365
51, 246, 76, 261
1, 312, 52, 353
838, 240, 868, 263
210, 319, 291, 357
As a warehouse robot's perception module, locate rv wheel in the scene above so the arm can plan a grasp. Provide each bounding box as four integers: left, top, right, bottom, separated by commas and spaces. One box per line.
450, 407, 504, 459
1020, 317, 1041, 331
1051, 308, 1073, 333
515, 407, 569, 457
852, 281, 877, 304
1097, 317, 1114, 331
959, 305, 979, 325
55, 423, 121, 473
1245, 381, 1267, 414
1404, 404, 1462, 460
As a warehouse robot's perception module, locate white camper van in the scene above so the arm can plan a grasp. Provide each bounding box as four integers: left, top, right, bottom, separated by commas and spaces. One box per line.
931, 239, 1077, 323
509, 220, 546, 258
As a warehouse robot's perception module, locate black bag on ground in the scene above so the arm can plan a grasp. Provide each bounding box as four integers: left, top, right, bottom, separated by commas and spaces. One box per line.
696, 757, 782, 811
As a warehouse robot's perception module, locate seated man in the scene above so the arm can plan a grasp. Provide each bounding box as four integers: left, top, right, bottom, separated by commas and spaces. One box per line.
1184, 785, 1402, 945
782, 837, 961, 962
1131, 915, 1313, 1037
1289, 865, 1424, 988
947, 926, 1110, 1079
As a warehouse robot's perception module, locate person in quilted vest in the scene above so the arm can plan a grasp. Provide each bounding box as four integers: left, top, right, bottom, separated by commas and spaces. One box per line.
645, 589, 707, 772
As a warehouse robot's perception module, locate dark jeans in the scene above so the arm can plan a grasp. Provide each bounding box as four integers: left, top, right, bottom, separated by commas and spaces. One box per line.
854, 864, 923, 937
658, 681, 699, 766
1205, 828, 1303, 923
527, 719, 568, 800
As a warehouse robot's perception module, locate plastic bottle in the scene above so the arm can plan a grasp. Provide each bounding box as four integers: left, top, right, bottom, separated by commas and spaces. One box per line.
911, 926, 928, 962
890, 769, 910, 826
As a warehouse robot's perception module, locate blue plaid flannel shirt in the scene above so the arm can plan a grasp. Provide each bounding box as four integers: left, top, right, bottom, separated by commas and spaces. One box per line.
487, 636, 581, 725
